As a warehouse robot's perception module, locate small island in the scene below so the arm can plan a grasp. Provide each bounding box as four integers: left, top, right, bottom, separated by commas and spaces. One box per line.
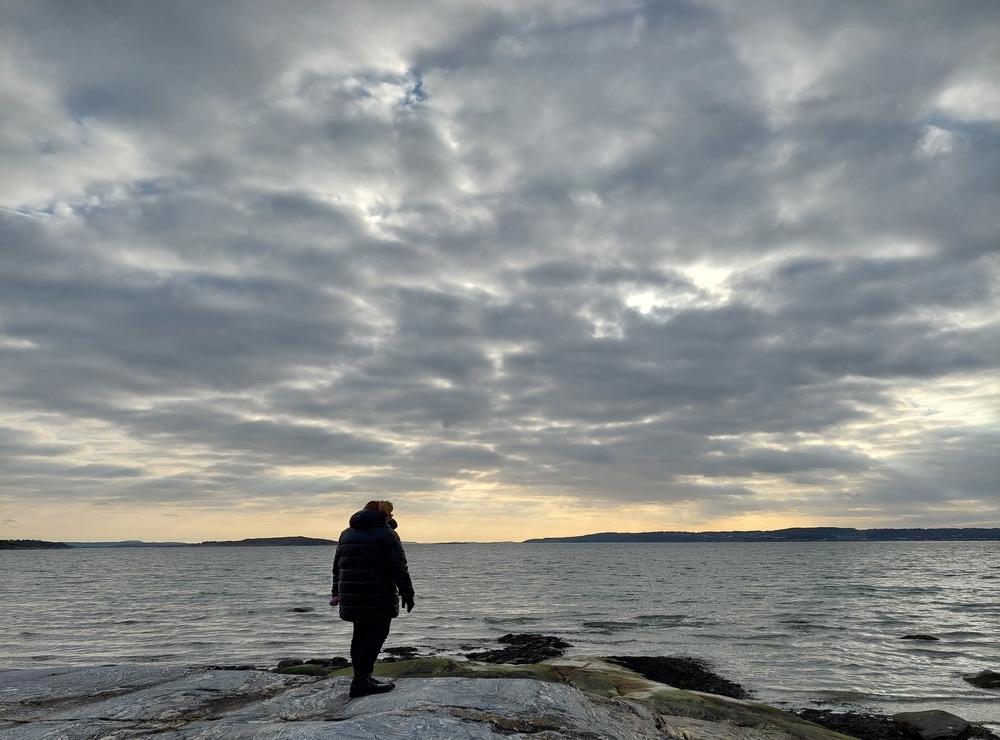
0, 539, 71, 550
194, 536, 337, 547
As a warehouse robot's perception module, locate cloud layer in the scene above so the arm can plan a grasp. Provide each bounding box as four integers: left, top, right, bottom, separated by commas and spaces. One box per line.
1, 0, 998, 539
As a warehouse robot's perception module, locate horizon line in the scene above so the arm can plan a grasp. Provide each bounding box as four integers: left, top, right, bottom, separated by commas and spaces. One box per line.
6, 524, 1000, 548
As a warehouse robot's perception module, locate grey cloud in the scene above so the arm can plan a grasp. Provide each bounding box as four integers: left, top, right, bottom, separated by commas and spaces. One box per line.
404, 443, 506, 471
522, 261, 591, 287
861, 428, 1000, 505
701, 447, 871, 477
738, 256, 997, 321
1, 460, 142, 478
0, 0, 997, 525
115, 405, 395, 465
0, 426, 77, 457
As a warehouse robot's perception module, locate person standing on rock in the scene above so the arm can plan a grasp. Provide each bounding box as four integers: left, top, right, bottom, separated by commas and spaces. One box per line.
331, 500, 416, 698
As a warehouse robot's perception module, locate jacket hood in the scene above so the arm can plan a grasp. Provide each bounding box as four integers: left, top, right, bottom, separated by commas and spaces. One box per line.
349, 509, 389, 530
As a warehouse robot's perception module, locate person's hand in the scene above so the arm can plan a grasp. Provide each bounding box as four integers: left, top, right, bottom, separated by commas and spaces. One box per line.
329, 594, 340, 607
402, 594, 415, 613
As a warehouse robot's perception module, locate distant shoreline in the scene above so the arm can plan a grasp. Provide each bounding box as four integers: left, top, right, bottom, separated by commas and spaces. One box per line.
4, 527, 1000, 550
0, 536, 337, 550
524, 526, 1000, 543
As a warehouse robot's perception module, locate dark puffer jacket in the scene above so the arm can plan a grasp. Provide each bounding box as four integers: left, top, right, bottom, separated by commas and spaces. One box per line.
332, 509, 415, 621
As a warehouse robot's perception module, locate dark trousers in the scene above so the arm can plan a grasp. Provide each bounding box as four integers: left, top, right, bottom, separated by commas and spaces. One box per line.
350, 617, 391, 682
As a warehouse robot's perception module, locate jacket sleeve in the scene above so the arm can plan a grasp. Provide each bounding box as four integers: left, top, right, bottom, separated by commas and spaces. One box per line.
383, 531, 414, 598
331, 545, 341, 596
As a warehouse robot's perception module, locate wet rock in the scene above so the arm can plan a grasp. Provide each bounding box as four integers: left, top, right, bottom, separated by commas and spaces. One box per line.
204, 664, 257, 671
794, 708, 908, 739
274, 664, 335, 677
894, 710, 972, 740
463, 633, 570, 664
609, 655, 750, 699
381, 646, 421, 662
795, 708, 997, 740
964, 670, 1000, 689
304, 657, 350, 668
901, 634, 940, 641
273, 657, 350, 676
288, 606, 314, 613
383, 646, 419, 657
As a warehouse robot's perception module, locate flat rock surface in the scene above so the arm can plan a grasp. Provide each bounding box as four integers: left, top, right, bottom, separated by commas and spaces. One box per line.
0, 663, 852, 739
0, 665, 190, 706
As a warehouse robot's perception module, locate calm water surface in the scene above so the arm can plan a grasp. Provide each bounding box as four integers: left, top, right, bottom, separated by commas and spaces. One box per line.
2, 542, 997, 725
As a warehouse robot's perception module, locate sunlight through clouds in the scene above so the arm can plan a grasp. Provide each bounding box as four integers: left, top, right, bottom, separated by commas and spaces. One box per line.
0, 0, 997, 541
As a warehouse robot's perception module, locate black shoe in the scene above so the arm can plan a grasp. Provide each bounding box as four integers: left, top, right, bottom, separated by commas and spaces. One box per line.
349, 677, 395, 698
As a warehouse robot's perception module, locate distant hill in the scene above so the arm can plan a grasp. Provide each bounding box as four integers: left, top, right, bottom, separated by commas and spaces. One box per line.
0, 539, 71, 550
194, 536, 337, 547
524, 527, 1000, 543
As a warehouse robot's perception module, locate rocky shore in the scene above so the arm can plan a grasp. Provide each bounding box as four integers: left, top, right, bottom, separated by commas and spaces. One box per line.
1, 635, 995, 739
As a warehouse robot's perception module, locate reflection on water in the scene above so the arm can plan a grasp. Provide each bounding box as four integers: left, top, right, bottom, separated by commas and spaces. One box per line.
2, 541, 998, 724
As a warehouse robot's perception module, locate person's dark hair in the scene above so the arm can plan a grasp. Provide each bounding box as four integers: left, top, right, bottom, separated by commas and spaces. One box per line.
363, 500, 394, 517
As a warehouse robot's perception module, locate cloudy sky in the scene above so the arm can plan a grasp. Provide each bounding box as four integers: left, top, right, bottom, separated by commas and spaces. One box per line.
1, 1, 998, 542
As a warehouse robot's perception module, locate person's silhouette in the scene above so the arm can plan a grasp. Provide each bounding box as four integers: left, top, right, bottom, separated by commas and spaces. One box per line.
332, 500, 415, 697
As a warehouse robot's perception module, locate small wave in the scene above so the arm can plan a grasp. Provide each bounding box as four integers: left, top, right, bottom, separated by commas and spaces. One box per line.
563, 636, 639, 645
740, 632, 791, 641
579, 614, 715, 633
882, 585, 943, 596
869, 616, 907, 626
811, 689, 879, 702
697, 633, 745, 640
635, 614, 716, 628
581, 620, 634, 633
775, 618, 824, 630
937, 631, 987, 639
901, 648, 980, 660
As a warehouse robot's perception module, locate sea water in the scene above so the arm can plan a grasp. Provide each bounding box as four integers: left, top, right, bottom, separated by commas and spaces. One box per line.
2, 541, 997, 726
